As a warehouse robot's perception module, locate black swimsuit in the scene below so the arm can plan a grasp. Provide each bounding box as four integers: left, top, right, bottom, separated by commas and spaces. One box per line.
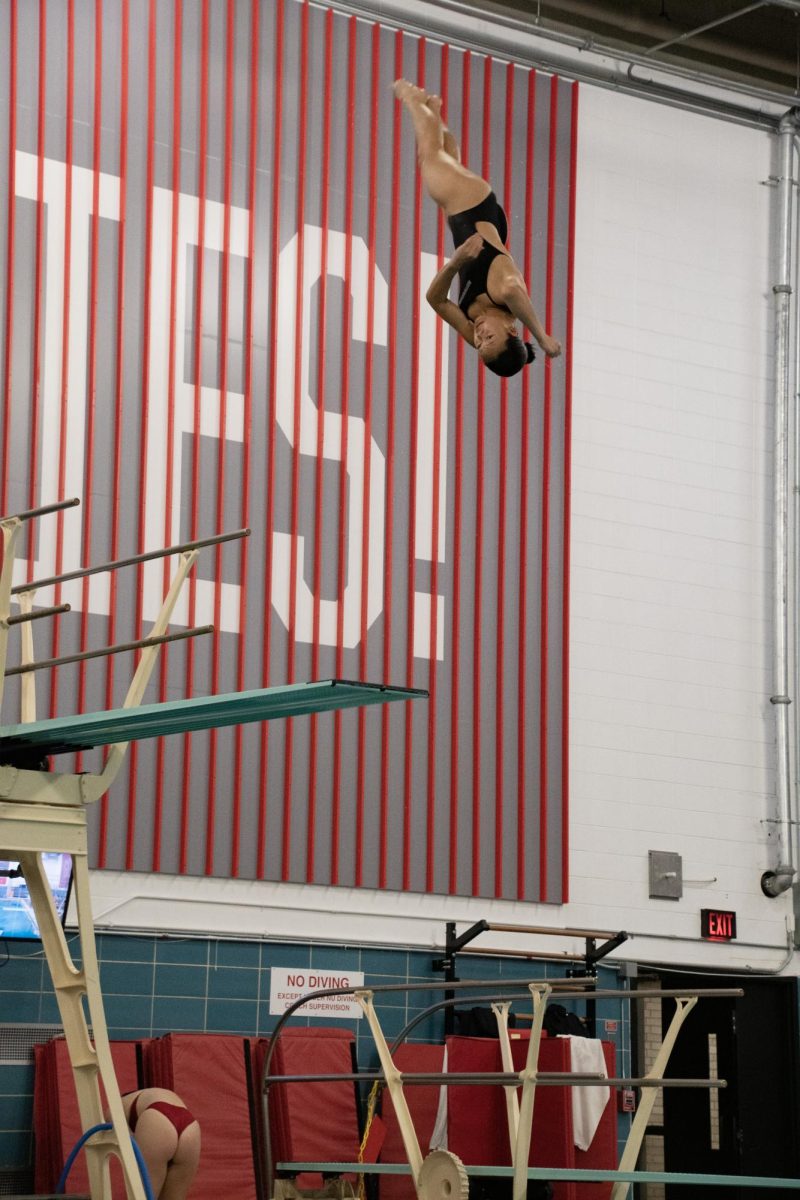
446, 191, 510, 317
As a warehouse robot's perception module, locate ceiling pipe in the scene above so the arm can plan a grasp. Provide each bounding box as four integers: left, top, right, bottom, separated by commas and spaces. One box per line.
343, 0, 794, 127
762, 108, 800, 898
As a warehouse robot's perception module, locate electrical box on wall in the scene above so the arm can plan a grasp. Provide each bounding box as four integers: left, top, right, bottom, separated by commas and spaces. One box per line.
649, 850, 683, 900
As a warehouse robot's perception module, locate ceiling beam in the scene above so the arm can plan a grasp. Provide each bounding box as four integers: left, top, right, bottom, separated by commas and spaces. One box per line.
644, 1, 771, 57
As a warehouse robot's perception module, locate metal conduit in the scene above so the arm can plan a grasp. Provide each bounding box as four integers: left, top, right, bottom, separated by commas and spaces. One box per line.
794, 139, 800, 888
762, 110, 800, 898
330, 0, 792, 128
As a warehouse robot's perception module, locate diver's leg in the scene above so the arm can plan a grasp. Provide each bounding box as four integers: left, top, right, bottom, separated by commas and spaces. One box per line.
393, 79, 489, 214
426, 93, 461, 162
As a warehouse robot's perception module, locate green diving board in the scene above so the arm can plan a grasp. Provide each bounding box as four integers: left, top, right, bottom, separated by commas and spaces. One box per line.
0, 679, 427, 757
276, 1164, 800, 1190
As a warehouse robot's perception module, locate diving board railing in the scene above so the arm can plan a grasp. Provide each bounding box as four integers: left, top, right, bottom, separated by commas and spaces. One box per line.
260, 978, 781, 1200
0, 498, 427, 1200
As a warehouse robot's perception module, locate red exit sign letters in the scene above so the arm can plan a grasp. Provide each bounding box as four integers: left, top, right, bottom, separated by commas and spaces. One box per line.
701, 909, 737, 940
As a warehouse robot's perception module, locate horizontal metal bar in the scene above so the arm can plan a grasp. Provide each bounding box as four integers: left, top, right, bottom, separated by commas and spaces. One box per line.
362, 978, 594, 994
6, 604, 71, 626
265, 1072, 725, 1089
485, 922, 624, 940
266, 1072, 603, 1086
0, 497, 80, 525
12, 527, 250, 594
5, 625, 213, 675
568, 988, 744, 1001
276, 1163, 800, 1188
462, 947, 587, 963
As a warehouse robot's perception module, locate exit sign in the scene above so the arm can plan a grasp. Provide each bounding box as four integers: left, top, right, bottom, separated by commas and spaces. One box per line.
701, 909, 737, 941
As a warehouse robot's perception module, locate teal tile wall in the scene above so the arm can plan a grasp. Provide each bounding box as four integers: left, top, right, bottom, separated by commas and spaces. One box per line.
0, 932, 628, 1169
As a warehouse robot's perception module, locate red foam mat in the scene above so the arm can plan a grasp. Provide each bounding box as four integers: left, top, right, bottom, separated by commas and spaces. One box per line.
143, 1033, 258, 1200
268, 1027, 360, 1188
33, 1038, 139, 1196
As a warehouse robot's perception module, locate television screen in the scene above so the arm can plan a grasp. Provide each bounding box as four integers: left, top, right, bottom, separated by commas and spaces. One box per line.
0, 854, 74, 940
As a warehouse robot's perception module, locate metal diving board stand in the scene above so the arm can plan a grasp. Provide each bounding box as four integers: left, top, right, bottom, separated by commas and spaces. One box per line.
0, 498, 427, 1200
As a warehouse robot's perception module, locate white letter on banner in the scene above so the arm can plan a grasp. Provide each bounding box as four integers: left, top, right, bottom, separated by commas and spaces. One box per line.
142, 187, 249, 630
272, 227, 386, 648
13, 151, 119, 614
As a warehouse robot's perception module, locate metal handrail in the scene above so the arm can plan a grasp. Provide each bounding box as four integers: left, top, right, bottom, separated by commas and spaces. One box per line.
5, 625, 213, 675
0, 497, 80, 524
12, 527, 249, 594
6, 604, 71, 626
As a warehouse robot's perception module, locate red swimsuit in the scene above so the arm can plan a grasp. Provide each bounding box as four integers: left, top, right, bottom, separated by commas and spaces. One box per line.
128, 1093, 196, 1138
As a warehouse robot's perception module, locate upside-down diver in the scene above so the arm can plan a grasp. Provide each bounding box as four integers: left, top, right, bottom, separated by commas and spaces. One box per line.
394, 79, 562, 377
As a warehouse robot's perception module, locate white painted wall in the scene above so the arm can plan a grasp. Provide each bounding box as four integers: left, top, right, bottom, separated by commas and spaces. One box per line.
87, 82, 796, 974
567, 85, 791, 971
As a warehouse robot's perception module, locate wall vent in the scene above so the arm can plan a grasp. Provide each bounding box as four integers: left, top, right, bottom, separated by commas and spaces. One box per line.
0, 1166, 34, 1195
0, 1022, 64, 1064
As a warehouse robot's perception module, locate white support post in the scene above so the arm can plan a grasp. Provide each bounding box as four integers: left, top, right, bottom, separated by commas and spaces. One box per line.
22, 850, 146, 1199
17, 590, 38, 723
355, 991, 425, 1189
491, 1001, 520, 1156
610, 995, 698, 1200
512, 983, 551, 1200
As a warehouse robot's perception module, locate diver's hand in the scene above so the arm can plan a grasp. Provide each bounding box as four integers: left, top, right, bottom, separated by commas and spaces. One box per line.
451, 233, 484, 266
540, 334, 562, 358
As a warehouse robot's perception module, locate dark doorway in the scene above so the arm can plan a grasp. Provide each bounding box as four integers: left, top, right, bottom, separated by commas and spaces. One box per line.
655, 973, 799, 1199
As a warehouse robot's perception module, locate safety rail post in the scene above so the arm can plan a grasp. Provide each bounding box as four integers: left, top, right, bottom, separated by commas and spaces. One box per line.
610, 995, 698, 1200
512, 983, 551, 1200
355, 990, 425, 1188
491, 1001, 520, 1156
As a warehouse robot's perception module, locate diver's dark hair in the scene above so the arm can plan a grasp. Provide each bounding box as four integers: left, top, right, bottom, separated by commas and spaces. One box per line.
484, 336, 535, 378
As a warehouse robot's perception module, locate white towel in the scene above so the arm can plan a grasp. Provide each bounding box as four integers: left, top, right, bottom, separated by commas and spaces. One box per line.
430, 1047, 449, 1149
564, 1036, 610, 1151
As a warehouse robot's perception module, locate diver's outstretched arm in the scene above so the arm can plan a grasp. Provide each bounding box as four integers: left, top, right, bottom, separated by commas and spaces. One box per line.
497, 275, 562, 358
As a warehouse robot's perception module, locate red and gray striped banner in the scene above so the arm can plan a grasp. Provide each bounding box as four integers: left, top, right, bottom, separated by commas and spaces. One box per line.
0, 0, 577, 903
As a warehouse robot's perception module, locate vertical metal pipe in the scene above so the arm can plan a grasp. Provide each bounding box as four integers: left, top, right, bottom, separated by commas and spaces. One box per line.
793, 137, 800, 883
762, 110, 800, 897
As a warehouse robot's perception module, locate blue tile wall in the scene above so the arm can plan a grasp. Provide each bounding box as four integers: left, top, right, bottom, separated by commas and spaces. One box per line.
0, 932, 629, 1169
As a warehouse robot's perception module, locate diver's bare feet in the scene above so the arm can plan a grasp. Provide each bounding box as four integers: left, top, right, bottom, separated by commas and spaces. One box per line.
393, 78, 427, 104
